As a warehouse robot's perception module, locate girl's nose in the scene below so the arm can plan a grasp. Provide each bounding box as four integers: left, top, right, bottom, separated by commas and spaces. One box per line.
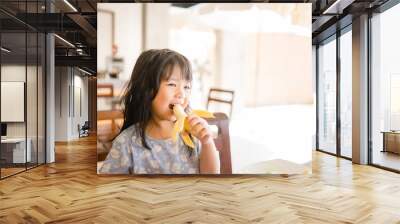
175, 86, 185, 99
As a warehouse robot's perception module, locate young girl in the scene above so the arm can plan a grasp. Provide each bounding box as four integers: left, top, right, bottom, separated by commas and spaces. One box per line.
99, 49, 220, 174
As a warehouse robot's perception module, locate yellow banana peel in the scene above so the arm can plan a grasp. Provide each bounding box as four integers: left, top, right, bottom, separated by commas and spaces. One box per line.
171, 105, 215, 149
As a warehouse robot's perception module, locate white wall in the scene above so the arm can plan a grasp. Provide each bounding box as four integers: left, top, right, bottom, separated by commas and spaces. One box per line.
97, 3, 172, 112
216, 31, 249, 112
81, 76, 89, 125
1, 65, 25, 127
144, 4, 170, 50
379, 4, 400, 130
1, 64, 46, 163
54, 67, 89, 141
71, 74, 88, 138
55, 67, 68, 141
167, 4, 312, 111
97, 3, 143, 81
215, 31, 312, 109
1, 65, 28, 137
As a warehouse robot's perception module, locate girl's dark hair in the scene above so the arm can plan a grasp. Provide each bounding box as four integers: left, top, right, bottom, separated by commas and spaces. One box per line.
120, 49, 193, 150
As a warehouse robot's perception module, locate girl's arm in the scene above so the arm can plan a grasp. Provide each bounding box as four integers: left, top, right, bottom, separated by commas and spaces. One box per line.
187, 115, 220, 174
199, 141, 220, 174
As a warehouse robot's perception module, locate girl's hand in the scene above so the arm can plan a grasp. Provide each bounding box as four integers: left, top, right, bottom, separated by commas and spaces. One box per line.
188, 114, 220, 174
187, 114, 213, 146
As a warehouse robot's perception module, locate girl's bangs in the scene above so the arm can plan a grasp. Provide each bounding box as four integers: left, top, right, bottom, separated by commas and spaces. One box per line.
162, 56, 192, 82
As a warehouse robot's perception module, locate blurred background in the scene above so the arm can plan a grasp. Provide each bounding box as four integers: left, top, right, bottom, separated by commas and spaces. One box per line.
97, 3, 313, 174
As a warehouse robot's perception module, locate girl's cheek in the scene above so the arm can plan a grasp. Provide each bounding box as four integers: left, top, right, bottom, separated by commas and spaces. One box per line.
183, 98, 189, 108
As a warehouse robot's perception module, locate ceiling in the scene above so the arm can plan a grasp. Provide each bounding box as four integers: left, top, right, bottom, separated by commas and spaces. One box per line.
0, 0, 99, 73
0, 0, 394, 75
174, 0, 390, 42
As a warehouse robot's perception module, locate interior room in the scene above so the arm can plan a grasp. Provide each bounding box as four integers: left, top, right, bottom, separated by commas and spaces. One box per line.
0, 19, 46, 178
0, 0, 97, 179
97, 3, 313, 175
370, 3, 400, 170
316, 0, 400, 172
0, 0, 399, 223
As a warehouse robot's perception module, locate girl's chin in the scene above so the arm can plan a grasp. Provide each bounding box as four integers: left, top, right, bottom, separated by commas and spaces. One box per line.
166, 115, 177, 122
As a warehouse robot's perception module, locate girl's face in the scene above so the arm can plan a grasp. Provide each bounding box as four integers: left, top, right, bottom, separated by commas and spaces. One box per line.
151, 65, 191, 122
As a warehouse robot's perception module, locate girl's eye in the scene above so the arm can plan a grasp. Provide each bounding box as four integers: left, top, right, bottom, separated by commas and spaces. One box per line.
184, 85, 191, 90
167, 83, 176, 87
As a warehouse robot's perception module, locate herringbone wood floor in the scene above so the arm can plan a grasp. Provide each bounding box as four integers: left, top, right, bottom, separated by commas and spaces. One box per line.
1, 136, 400, 223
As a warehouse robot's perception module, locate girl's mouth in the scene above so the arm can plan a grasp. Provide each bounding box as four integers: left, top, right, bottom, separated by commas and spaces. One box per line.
169, 104, 175, 110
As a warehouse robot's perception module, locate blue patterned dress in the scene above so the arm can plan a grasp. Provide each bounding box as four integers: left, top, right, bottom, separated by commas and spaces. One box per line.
99, 124, 201, 174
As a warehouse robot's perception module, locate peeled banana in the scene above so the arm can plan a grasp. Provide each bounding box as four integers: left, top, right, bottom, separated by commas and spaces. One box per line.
171, 104, 215, 149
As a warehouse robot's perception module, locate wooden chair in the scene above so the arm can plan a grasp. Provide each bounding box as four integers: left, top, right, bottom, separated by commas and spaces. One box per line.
97, 110, 124, 161
204, 112, 232, 174
206, 88, 235, 118
97, 83, 114, 97
78, 121, 90, 138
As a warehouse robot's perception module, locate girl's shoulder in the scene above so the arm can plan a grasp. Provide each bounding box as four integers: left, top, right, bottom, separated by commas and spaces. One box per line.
113, 124, 139, 145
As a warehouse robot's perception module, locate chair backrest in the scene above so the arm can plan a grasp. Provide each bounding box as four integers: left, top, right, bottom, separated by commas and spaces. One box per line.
97, 110, 124, 160
206, 88, 235, 118
82, 121, 90, 129
204, 112, 232, 174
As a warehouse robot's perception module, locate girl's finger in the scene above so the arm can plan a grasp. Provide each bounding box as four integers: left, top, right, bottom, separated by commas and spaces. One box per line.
189, 116, 203, 128
187, 115, 197, 124
191, 122, 204, 136
199, 128, 210, 140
